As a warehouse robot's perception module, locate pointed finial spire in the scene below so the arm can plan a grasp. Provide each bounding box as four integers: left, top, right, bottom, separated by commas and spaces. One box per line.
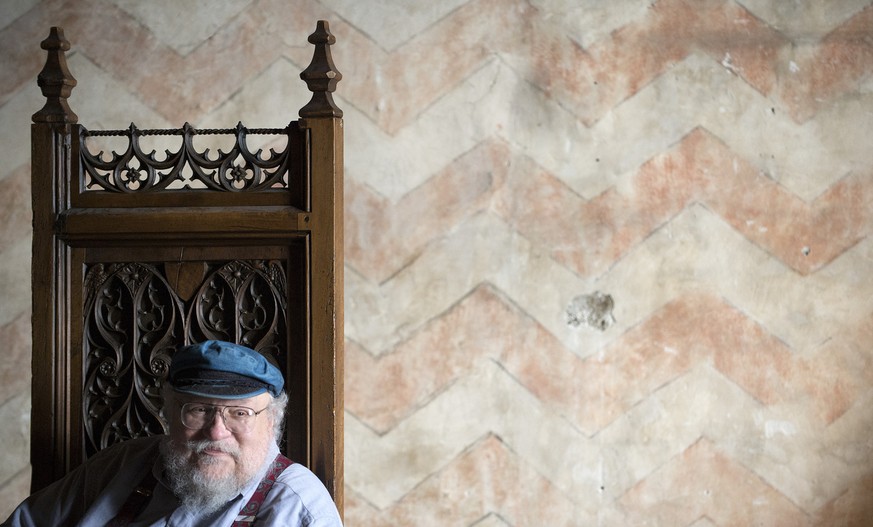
32, 27, 78, 124
299, 20, 343, 118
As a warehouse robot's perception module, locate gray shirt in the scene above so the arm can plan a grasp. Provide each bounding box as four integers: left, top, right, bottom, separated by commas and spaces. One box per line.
2, 436, 343, 527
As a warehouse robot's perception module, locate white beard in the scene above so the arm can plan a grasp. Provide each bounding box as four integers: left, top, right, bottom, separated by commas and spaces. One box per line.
160, 438, 269, 515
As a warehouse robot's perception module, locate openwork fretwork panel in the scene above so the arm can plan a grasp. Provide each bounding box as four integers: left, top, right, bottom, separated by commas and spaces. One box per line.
82, 259, 288, 457
80, 123, 306, 194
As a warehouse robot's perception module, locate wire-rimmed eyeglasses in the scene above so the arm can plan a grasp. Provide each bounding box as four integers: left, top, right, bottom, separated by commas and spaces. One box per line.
179, 402, 269, 433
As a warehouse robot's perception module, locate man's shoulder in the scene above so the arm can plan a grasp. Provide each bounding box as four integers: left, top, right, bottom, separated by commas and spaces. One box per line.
276, 462, 325, 487
265, 463, 341, 527
270, 463, 342, 523
86, 435, 165, 465
96, 434, 164, 452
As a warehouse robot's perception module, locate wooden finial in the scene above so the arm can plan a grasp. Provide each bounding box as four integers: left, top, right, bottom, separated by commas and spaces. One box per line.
299, 20, 343, 118
32, 27, 78, 124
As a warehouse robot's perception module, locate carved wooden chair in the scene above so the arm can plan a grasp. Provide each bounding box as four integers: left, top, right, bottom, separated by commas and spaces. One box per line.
29, 21, 344, 513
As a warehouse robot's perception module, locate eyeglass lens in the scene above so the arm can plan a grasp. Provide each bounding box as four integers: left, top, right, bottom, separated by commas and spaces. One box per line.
181, 403, 257, 432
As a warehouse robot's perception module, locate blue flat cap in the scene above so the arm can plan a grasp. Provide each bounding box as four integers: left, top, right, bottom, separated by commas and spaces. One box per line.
169, 340, 284, 399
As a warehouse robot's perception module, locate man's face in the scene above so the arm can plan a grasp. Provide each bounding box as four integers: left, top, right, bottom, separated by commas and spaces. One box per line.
164, 391, 275, 487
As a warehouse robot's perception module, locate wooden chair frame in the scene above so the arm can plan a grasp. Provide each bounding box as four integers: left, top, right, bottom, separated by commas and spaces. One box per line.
29, 21, 344, 513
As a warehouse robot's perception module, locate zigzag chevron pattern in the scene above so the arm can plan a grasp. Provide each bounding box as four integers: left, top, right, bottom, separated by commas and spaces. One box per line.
347, 287, 872, 435
1, 0, 873, 525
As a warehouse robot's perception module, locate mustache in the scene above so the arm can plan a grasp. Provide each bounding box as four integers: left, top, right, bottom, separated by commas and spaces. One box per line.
185, 439, 241, 458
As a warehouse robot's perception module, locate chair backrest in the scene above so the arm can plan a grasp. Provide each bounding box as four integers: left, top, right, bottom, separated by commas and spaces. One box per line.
29, 22, 344, 512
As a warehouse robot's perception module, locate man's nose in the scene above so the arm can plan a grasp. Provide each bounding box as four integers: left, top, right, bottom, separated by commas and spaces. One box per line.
203, 409, 233, 439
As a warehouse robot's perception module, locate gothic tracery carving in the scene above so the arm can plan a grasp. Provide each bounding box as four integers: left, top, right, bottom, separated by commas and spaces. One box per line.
82, 259, 287, 456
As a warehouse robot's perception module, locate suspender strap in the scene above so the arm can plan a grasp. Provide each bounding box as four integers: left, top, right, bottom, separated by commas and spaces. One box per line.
104, 468, 158, 527
232, 453, 293, 526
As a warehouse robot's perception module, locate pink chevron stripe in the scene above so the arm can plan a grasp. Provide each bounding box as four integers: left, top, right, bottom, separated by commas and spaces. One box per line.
0, 312, 30, 405
343, 435, 579, 526
345, 140, 507, 282
497, 128, 873, 277
8, 0, 871, 129
347, 128, 872, 284
347, 286, 868, 436
815, 471, 873, 526
0, 165, 30, 250
3, 0, 329, 122
617, 438, 810, 525
779, 4, 873, 123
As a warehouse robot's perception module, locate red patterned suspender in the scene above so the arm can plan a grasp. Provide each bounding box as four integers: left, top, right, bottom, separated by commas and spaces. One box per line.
232, 453, 294, 526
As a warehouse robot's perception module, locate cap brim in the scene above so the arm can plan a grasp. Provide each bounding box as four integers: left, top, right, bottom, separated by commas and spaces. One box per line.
171, 370, 272, 399
172, 384, 270, 400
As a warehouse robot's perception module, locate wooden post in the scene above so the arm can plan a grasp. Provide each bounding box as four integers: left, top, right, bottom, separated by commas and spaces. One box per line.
299, 20, 345, 514
30, 26, 77, 492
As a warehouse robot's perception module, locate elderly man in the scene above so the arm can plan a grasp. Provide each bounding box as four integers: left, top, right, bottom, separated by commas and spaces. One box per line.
2, 340, 343, 526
